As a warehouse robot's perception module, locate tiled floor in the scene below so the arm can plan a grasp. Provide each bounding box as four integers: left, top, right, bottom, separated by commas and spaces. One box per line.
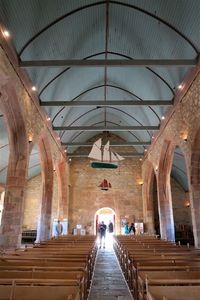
88, 246, 133, 300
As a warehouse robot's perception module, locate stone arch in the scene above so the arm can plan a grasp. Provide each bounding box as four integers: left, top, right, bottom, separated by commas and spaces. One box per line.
157, 140, 175, 241
94, 207, 116, 235
143, 160, 160, 236
190, 130, 200, 248
170, 145, 194, 245
0, 75, 29, 248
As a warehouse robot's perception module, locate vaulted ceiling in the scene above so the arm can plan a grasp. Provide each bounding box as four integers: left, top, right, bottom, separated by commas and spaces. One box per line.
0, 0, 199, 190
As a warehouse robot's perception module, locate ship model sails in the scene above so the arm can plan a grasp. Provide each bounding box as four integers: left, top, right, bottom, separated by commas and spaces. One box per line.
98, 179, 112, 191
88, 138, 124, 169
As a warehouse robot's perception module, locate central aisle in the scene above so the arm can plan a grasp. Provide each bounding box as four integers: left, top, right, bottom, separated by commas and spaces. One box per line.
88, 246, 133, 300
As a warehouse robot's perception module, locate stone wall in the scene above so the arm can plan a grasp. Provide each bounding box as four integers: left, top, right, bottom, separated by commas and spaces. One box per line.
142, 63, 200, 246
171, 177, 192, 230
68, 156, 143, 234
23, 173, 59, 231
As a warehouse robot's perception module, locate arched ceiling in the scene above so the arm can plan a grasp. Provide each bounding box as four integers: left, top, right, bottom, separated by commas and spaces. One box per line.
0, 0, 199, 187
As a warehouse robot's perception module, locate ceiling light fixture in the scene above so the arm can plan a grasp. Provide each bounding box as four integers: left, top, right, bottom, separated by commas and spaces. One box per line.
3, 30, 10, 37
31, 86, 37, 91
178, 84, 183, 90
47, 117, 51, 121
161, 116, 165, 120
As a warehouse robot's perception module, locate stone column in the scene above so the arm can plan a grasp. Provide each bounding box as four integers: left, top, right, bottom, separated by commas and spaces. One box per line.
0, 77, 28, 249
156, 141, 175, 241
157, 174, 175, 241
190, 184, 200, 248
36, 137, 53, 242
57, 160, 69, 221
191, 149, 200, 248
142, 163, 155, 234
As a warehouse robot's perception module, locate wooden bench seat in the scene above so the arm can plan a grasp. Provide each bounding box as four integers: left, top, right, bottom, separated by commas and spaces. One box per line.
0, 279, 81, 300
147, 285, 200, 300
138, 271, 200, 300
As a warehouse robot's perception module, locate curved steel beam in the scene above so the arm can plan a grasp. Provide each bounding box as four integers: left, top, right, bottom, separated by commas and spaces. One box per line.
0, 144, 9, 150
67, 120, 149, 147
39, 51, 174, 98
52, 84, 161, 126
19, 1, 198, 56
58, 104, 153, 140
172, 164, 187, 175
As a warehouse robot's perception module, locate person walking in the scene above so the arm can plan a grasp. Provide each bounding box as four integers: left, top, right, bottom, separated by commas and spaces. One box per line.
108, 220, 114, 234
99, 221, 107, 248
56, 220, 63, 236
129, 222, 136, 235
124, 222, 129, 235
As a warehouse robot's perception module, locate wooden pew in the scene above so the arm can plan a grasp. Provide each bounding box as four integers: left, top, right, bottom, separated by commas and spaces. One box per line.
138, 271, 200, 300
113, 235, 200, 300
147, 286, 200, 300
0, 235, 98, 299
0, 279, 81, 300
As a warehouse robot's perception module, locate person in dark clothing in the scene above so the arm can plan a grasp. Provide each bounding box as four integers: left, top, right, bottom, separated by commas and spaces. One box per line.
99, 221, 107, 248
108, 220, 114, 233
129, 222, 136, 235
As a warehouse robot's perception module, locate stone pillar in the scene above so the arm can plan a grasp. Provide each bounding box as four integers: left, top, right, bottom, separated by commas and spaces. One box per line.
0, 77, 28, 249
142, 163, 155, 234
190, 184, 200, 248
57, 160, 69, 221
157, 174, 175, 241
191, 148, 200, 248
36, 137, 53, 242
156, 141, 175, 241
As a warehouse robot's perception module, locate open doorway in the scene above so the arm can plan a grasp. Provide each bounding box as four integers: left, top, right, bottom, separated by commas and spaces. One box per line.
95, 207, 116, 248
94, 207, 115, 234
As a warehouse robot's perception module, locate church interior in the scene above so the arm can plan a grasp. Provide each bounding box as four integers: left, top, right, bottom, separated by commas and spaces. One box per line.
0, 1, 200, 299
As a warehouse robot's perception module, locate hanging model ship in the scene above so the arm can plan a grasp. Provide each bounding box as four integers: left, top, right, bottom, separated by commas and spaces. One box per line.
88, 138, 125, 169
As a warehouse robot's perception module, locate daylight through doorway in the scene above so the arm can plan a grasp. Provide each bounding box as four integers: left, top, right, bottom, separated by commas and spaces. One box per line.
95, 207, 115, 248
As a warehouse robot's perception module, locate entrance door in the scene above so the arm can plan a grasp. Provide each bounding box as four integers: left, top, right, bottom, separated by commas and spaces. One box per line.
95, 207, 115, 234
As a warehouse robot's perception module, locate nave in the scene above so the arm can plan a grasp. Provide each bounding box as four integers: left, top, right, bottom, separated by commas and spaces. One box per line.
0, 234, 200, 299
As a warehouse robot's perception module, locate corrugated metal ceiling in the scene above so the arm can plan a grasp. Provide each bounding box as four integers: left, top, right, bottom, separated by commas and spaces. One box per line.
0, 0, 199, 190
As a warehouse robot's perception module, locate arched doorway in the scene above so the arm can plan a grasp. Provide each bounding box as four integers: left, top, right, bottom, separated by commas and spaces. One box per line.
94, 207, 116, 235
170, 146, 194, 245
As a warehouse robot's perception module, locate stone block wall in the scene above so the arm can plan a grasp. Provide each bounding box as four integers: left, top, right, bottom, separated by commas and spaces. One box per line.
68, 156, 143, 234
142, 63, 200, 246
23, 173, 59, 231
171, 177, 192, 229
